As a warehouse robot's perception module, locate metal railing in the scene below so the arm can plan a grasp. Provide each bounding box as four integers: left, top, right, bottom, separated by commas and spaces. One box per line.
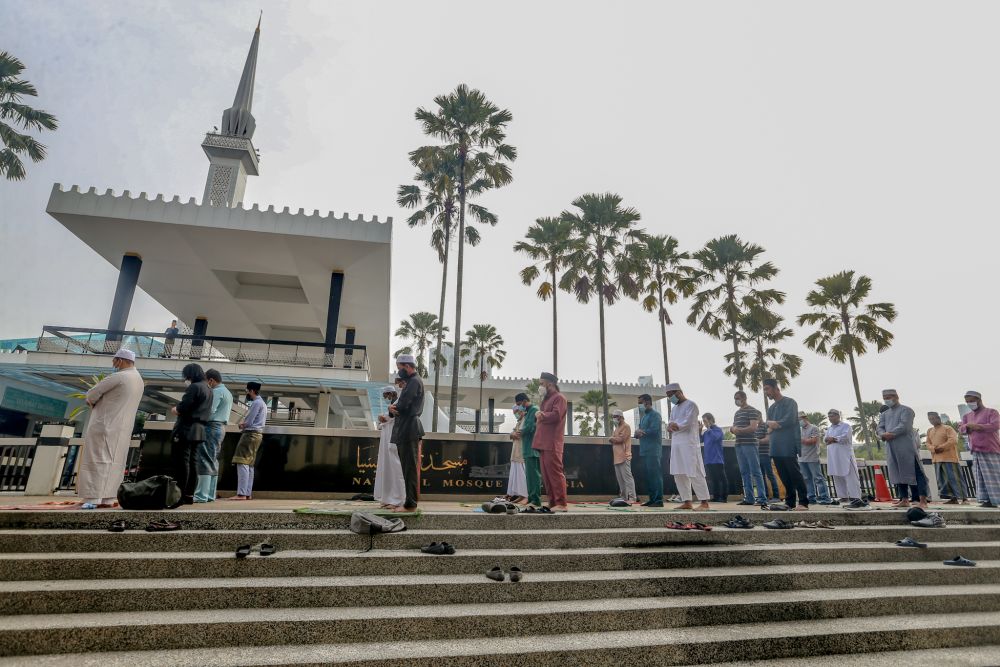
0, 443, 35, 492
56, 442, 143, 492
36, 326, 369, 371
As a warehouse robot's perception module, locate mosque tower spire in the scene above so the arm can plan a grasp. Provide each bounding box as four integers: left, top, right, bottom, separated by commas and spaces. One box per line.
201, 18, 261, 207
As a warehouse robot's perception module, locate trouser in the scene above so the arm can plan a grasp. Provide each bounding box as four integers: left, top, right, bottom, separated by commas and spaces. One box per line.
736, 445, 768, 503
897, 457, 929, 501
396, 439, 420, 508
705, 463, 728, 501
171, 437, 199, 500
643, 454, 663, 504
82, 497, 118, 506
674, 472, 710, 502
524, 456, 543, 506
195, 423, 225, 502
974, 452, 1000, 504
935, 462, 966, 500
799, 461, 831, 503
614, 460, 637, 501
236, 464, 255, 497
759, 453, 781, 498
773, 455, 809, 508
540, 447, 568, 507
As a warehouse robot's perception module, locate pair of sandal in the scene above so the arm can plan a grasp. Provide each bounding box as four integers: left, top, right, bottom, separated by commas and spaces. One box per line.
486, 565, 523, 582
236, 543, 276, 559
482, 501, 518, 514
420, 542, 456, 555
794, 520, 834, 530
665, 521, 712, 531
520, 505, 553, 514
144, 520, 181, 532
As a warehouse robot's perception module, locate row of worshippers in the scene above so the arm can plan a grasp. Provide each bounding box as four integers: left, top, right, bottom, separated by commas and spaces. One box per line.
73, 351, 268, 508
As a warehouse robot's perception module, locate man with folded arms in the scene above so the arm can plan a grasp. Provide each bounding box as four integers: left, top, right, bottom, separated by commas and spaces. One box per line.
664, 383, 710, 511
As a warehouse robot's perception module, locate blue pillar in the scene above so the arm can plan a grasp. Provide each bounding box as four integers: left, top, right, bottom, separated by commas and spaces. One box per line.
190, 317, 208, 359
488, 398, 495, 433
106, 254, 142, 343
343, 327, 356, 369
324, 272, 344, 365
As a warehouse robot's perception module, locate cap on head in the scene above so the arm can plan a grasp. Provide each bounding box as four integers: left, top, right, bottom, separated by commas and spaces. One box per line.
395, 354, 416, 366
246, 381, 262, 392
965, 390, 982, 399
881, 388, 898, 397
539, 372, 558, 383
113, 349, 136, 362
828, 409, 841, 417
664, 382, 681, 393
381, 385, 398, 395
612, 409, 624, 418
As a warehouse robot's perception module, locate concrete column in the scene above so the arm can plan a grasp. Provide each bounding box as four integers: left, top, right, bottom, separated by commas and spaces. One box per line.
488, 398, 495, 433
567, 401, 574, 436
106, 253, 142, 344
314, 393, 331, 428
25, 424, 75, 496
344, 328, 356, 369
324, 272, 344, 365
191, 317, 208, 359
474, 409, 481, 433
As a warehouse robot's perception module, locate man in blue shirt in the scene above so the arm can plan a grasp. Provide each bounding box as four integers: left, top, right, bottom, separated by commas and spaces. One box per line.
229, 381, 266, 500
195, 369, 233, 502
634, 393, 664, 507
763, 378, 809, 510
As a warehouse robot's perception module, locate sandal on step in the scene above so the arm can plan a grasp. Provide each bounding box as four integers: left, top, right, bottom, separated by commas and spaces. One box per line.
665, 521, 689, 530
235, 545, 252, 559
108, 520, 127, 533
145, 520, 180, 532
684, 522, 712, 531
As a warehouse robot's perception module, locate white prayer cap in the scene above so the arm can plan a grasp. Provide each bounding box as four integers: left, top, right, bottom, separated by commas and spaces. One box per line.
965, 390, 982, 399
664, 382, 681, 392
828, 409, 841, 416
612, 409, 624, 417
113, 349, 136, 362
381, 385, 398, 395
396, 354, 416, 365
881, 388, 898, 395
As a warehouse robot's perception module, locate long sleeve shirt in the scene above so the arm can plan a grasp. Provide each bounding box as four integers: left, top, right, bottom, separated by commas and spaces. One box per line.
609, 421, 632, 464
701, 425, 724, 465
825, 422, 852, 445
637, 408, 664, 455
926, 424, 960, 463
242, 396, 267, 432
960, 407, 1000, 454
210, 385, 234, 424
532, 390, 567, 451
766, 397, 801, 457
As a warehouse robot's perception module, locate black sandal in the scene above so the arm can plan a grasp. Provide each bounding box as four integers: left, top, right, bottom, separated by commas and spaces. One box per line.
108, 520, 126, 533
258, 543, 276, 556
235, 545, 252, 559
145, 520, 180, 532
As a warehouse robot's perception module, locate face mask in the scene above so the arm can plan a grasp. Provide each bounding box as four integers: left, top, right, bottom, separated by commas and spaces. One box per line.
801, 420, 808, 427
637, 405, 645, 414
883, 399, 896, 408
734, 400, 742, 407
669, 395, 679, 405
967, 402, 979, 412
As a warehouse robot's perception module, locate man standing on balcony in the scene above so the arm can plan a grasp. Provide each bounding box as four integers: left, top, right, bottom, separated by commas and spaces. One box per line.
194, 369, 232, 503
390, 354, 424, 511
229, 381, 266, 500
76, 349, 145, 509
162, 319, 179, 358
533, 372, 568, 512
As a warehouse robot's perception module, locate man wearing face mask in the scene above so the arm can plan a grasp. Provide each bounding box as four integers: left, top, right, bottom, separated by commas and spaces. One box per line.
532, 372, 568, 511
825, 409, 865, 508
799, 412, 833, 505
664, 384, 710, 510
731, 391, 768, 506
959, 391, 1000, 508
229, 381, 266, 500
390, 355, 425, 511
763, 379, 808, 510
634, 393, 664, 507
608, 408, 637, 503
170, 364, 213, 505
927, 411, 965, 504
877, 389, 928, 508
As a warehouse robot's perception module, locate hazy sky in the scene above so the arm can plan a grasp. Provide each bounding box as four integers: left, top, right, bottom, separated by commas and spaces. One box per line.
1, 1, 997, 429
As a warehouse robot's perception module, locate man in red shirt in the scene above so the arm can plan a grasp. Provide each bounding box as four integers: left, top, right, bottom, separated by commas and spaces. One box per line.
958, 390, 1000, 508
532, 372, 568, 512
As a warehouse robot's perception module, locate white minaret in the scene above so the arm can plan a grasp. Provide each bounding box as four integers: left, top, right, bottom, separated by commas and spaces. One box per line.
201, 18, 261, 207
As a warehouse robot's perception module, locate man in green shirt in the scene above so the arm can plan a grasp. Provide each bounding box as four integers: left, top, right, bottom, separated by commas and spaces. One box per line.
514, 392, 542, 507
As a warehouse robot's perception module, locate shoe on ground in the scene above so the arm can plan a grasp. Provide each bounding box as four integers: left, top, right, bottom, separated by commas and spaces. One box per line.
421, 542, 456, 555
895, 537, 927, 548
508, 566, 523, 582
943, 555, 977, 567
826, 499, 841, 505
737, 500, 755, 506
980, 501, 997, 508
911, 513, 946, 528
844, 499, 871, 510
763, 519, 794, 529
485, 566, 505, 582
816, 500, 834, 505
609, 498, 630, 508
645, 502, 664, 508
765, 503, 791, 511
723, 515, 754, 529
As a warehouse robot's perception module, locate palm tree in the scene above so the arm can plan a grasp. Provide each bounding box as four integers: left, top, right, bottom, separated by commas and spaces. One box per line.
849, 400, 884, 456
416, 84, 516, 431
514, 217, 574, 377
728, 309, 802, 410
803, 411, 829, 428
687, 235, 785, 391
1, 52, 58, 181
798, 271, 896, 459
637, 234, 694, 390
460, 324, 506, 432
575, 389, 617, 437
397, 145, 496, 429
561, 193, 646, 435
394, 312, 447, 379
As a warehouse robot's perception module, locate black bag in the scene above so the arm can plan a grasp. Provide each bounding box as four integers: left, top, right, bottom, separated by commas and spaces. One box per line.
118, 475, 182, 510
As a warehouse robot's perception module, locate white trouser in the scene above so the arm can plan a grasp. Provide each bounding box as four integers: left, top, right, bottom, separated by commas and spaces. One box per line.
832, 472, 862, 500
673, 473, 710, 502
83, 497, 117, 505
236, 464, 255, 497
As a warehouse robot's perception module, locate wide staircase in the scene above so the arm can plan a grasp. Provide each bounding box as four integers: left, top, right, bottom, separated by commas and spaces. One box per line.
0, 507, 998, 665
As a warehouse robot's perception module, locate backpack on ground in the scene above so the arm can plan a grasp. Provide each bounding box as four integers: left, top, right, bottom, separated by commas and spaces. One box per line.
349, 511, 406, 552
117, 475, 182, 510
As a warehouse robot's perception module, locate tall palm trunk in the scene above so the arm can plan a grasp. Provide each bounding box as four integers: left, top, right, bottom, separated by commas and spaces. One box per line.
726, 282, 744, 392
430, 214, 451, 432
478, 352, 485, 433
597, 274, 610, 437
657, 273, 671, 418
551, 265, 559, 377
448, 152, 467, 432
842, 309, 873, 459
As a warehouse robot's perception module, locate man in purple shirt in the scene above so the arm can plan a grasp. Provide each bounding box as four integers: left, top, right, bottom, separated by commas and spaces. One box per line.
958, 390, 1000, 508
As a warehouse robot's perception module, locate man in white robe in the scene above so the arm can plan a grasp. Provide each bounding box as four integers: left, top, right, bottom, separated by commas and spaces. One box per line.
374, 384, 406, 509
824, 409, 865, 507
665, 383, 710, 510
76, 349, 145, 509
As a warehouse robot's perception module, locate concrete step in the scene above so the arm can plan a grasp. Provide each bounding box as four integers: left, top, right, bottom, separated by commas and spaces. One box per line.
1, 507, 996, 532
1, 524, 997, 552
4, 611, 999, 666
707, 645, 1000, 666
0, 585, 995, 657
1, 541, 997, 580
1, 560, 998, 616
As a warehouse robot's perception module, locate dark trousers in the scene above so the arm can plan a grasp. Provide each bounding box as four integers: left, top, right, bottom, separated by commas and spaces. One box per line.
759, 453, 781, 499
897, 458, 930, 501
171, 438, 199, 500
396, 439, 420, 508
643, 454, 663, 504
772, 455, 809, 508
706, 463, 728, 501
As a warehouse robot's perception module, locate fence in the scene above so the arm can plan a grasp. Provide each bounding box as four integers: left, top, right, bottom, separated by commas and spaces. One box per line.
56, 442, 143, 492
0, 442, 36, 493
